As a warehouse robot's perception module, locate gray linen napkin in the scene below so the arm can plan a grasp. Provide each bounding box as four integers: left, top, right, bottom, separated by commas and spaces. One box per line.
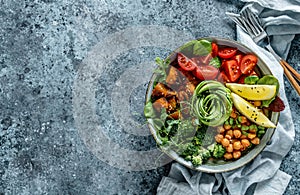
157, 1, 298, 194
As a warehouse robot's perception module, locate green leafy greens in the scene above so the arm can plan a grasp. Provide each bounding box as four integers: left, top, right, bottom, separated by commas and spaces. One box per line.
209, 57, 221, 68
257, 75, 279, 107
179, 39, 212, 57
244, 75, 259, 85
193, 39, 212, 56
154, 57, 170, 83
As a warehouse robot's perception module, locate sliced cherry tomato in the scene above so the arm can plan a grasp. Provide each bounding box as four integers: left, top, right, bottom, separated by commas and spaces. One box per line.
218, 47, 237, 59
249, 70, 258, 76
232, 54, 243, 65
191, 54, 212, 66
177, 53, 197, 71
223, 59, 241, 82
193, 65, 219, 80
238, 75, 247, 84
240, 54, 258, 74
217, 71, 230, 83
211, 42, 218, 57
238, 69, 259, 84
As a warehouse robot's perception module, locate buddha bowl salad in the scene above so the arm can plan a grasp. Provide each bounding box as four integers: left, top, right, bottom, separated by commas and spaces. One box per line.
144, 39, 285, 167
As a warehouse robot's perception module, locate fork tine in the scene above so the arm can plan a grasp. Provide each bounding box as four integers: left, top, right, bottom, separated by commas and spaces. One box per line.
245, 8, 265, 33
226, 12, 248, 33
239, 12, 257, 37
241, 8, 263, 36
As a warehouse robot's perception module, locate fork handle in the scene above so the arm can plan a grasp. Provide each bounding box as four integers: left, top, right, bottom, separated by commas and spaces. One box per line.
280, 59, 300, 96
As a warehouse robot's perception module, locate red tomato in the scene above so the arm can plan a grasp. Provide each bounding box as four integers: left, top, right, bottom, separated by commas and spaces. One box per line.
191, 54, 212, 66
223, 60, 241, 82
218, 47, 237, 59
241, 54, 258, 74
217, 71, 230, 83
249, 70, 258, 76
232, 54, 243, 65
177, 53, 197, 71
238, 69, 259, 84
193, 65, 219, 80
211, 42, 218, 57
238, 75, 247, 84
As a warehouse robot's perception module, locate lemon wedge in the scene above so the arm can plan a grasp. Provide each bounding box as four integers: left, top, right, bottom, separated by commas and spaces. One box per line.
226, 83, 276, 100
230, 92, 276, 128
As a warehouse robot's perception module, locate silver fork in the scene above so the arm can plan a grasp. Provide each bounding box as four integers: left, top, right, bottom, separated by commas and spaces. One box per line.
226, 8, 300, 96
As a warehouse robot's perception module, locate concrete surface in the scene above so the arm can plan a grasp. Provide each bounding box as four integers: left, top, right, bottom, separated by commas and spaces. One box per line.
0, 0, 299, 194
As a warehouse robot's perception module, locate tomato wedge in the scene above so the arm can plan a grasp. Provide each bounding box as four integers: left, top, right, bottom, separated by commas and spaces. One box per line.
191, 54, 212, 66
177, 53, 196, 71
218, 47, 237, 59
238, 75, 247, 84
211, 42, 218, 57
217, 71, 230, 83
223, 59, 241, 82
240, 54, 258, 74
232, 54, 243, 65
193, 65, 219, 80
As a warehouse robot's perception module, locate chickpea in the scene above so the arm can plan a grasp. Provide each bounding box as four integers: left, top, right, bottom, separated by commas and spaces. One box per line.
226, 144, 233, 153
233, 151, 242, 159
253, 100, 262, 107
233, 141, 242, 150
240, 134, 247, 139
224, 124, 231, 130
240, 116, 248, 124
230, 110, 237, 119
217, 126, 225, 134
224, 152, 233, 160
225, 134, 232, 140
221, 138, 230, 147
226, 130, 233, 137
241, 139, 251, 148
240, 145, 246, 152
215, 134, 224, 143
233, 129, 242, 138
251, 137, 260, 145
248, 133, 256, 139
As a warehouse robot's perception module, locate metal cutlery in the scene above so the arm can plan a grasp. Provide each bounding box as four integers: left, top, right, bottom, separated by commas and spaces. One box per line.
226, 8, 300, 96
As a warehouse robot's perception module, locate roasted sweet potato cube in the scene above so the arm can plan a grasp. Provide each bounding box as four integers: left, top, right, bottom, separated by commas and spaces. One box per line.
185, 82, 195, 95
151, 83, 176, 99
152, 97, 169, 113
166, 66, 179, 85
178, 91, 189, 102
168, 110, 181, 120
167, 96, 177, 112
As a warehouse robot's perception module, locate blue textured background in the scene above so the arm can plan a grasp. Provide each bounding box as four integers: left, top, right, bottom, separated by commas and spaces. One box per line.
0, 0, 299, 194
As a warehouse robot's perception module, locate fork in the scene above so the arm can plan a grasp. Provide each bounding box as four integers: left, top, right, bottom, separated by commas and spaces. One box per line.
226, 8, 300, 96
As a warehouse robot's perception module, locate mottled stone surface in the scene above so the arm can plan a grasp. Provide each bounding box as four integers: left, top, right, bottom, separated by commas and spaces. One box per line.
0, 0, 299, 194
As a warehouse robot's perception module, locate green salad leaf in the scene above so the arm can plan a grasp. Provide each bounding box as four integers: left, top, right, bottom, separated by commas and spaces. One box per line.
257, 75, 279, 107
179, 40, 198, 57
244, 75, 259, 85
209, 57, 221, 68
179, 39, 212, 57
154, 57, 170, 82
193, 39, 212, 56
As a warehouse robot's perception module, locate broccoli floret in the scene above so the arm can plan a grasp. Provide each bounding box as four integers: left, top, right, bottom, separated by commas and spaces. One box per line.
213, 143, 226, 158
192, 155, 203, 166
184, 155, 192, 161
200, 148, 211, 161
181, 143, 200, 157
207, 143, 215, 153
191, 148, 211, 166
